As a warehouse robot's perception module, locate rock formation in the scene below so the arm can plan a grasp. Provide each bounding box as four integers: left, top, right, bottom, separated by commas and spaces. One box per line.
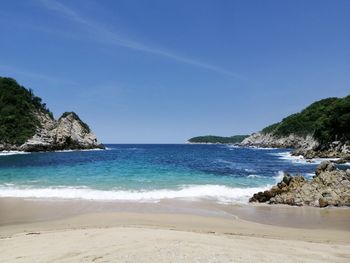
0, 77, 104, 152
241, 132, 350, 158
241, 132, 318, 149
292, 140, 350, 159
250, 161, 350, 207
1, 110, 104, 152
241, 95, 350, 158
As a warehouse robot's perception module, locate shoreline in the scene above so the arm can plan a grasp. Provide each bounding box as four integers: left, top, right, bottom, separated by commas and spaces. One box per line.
1, 146, 350, 262
1, 198, 350, 262
1, 197, 350, 231
0, 148, 105, 155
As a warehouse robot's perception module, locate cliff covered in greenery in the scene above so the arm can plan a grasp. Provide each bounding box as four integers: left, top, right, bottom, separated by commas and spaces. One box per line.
0, 77, 53, 145
261, 96, 350, 147
188, 135, 248, 144
0, 77, 104, 151
242, 95, 350, 158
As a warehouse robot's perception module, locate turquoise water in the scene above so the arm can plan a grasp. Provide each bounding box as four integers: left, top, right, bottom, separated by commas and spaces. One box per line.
0, 144, 344, 203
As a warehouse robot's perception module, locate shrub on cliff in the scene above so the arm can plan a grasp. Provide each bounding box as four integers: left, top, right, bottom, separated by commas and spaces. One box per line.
188, 135, 248, 144
262, 96, 350, 147
59, 112, 91, 133
0, 77, 53, 145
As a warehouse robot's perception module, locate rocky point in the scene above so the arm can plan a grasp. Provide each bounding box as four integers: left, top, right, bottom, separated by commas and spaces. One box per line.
250, 161, 350, 207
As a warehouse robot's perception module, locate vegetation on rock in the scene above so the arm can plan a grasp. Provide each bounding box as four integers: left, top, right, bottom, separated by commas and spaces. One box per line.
261, 96, 350, 148
188, 135, 249, 144
59, 112, 91, 133
0, 77, 53, 145
0, 76, 101, 151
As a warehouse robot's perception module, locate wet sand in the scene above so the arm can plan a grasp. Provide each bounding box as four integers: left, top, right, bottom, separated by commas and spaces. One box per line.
1, 198, 350, 262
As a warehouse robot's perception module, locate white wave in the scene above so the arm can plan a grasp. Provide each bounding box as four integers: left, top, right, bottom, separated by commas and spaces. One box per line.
226, 145, 240, 149
55, 148, 104, 153
247, 174, 262, 178
246, 146, 279, 150
304, 173, 315, 179
0, 149, 105, 156
274, 171, 285, 184
312, 157, 341, 164
270, 151, 308, 163
0, 151, 30, 156
0, 184, 271, 204
271, 151, 341, 165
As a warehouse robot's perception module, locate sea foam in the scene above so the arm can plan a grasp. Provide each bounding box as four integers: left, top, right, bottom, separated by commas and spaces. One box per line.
0, 151, 29, 156
274, 171, 285, 184
270, 151, 339, 164
0, 184, 271, 204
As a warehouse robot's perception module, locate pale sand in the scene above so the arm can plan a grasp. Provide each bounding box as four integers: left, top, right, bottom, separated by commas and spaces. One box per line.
1, 198, 350, 262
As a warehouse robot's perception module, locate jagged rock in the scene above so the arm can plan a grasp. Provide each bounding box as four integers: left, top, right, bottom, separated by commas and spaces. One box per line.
241, 132, 319, 150
318, 198, 328, 207
0, 77, 104, 152
19, 111, 104, 152
315, 161, 336, 176
241, 132, 350, 159
292, 141, 350, 159
250, 161, 350, 207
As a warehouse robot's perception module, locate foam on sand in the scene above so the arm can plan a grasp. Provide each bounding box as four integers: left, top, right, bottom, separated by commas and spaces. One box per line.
0, 184, 271, 204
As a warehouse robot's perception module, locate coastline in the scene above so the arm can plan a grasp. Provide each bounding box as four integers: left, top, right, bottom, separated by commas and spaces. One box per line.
1, 145, 350, 262
0, 148, 106, 155
1, 198, 350, 262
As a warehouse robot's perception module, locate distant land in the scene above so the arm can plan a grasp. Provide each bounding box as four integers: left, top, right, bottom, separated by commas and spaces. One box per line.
242, 95, 350, 159
188, 135, 249, 144
0, 77, 104, 152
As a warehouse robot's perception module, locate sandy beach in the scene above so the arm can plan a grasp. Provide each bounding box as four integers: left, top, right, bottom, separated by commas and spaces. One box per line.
1, 198, 350, 263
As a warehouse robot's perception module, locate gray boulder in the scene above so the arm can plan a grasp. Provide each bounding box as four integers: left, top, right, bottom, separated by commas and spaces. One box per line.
250, 161, 350, 207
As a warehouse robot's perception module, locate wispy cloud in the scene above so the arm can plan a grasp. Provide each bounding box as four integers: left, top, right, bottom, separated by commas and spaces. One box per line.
38, 0, 244, 79
0, 64, 76, 85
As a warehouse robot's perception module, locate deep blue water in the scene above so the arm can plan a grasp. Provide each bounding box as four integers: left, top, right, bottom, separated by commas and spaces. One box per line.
0, 144, 346, 203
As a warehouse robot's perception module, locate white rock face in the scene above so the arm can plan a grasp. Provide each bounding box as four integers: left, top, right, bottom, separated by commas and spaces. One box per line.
241, 132, 350, 158
22, 110, 56, 148
54, 113, 98, 147
20, 111, 103, 151
241, 132, 318, 150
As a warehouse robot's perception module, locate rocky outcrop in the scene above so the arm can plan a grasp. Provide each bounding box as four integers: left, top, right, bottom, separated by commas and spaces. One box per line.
241, 132, 350, 158
1, 111, 104, 152
241, 132, 318, 149
250, 161, 350, 207
292, 140, 350, 159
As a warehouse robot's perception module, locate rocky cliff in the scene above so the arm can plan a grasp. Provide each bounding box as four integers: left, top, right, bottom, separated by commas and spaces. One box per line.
240, 95, 350, 158
0, 77, 104, 152
241, 132, 318, 149
241, 132, 350, 158
21, 111, 103, 152
1, 110, 104, 152
250, 161, 350, 207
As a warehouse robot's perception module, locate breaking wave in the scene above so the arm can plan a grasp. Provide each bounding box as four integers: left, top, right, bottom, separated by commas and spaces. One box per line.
0, 184, 271, 204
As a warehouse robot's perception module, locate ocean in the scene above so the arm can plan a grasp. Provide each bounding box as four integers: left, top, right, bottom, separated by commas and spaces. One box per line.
0, 144, 347, 204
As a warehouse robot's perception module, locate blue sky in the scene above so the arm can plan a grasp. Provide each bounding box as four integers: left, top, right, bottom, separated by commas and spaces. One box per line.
0, 0, 349, 143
